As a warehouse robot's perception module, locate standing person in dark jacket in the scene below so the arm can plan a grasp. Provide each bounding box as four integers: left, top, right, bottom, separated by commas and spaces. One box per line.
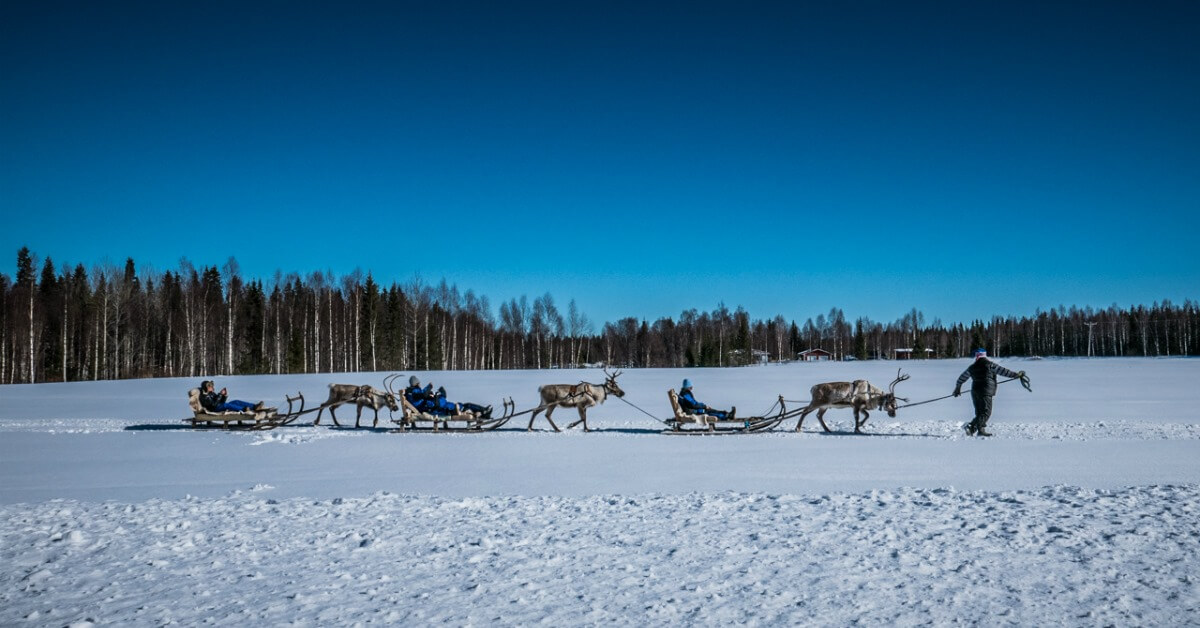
953, 349, 1029, 436
198, 380, 263, 413
678, 379, 735, 421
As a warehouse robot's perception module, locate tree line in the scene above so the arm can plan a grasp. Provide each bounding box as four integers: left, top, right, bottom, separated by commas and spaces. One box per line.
2, 247, 1197, 384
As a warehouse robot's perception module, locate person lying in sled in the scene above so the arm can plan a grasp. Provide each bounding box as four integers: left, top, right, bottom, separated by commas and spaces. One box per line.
404, 376, 491, 418
678, 379, 735, 420
198, 380, 264, 413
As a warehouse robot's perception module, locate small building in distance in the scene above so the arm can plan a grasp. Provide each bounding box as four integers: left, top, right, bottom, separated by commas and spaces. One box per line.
798, 348, 834, 362
895, 348, 936, 360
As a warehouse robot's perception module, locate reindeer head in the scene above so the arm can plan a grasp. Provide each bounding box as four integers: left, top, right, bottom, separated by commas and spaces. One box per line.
602, 367, 626, 398
381, 375, 403, 412
879, 369, 910, 417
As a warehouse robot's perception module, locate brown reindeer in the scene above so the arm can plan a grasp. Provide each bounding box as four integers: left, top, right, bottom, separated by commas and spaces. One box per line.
314, 384, 399, 428
795, 369, 909, 434
528, 368, 625, 432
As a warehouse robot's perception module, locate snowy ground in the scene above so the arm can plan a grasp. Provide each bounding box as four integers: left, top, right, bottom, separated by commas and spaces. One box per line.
2, 358, 1199, 625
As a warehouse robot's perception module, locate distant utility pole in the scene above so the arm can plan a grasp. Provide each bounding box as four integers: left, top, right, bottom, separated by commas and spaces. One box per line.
1085, 322, 1098, 357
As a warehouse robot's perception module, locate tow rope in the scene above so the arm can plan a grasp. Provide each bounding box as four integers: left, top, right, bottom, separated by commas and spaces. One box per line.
896, 375, 1031, 410
615, 395, 673, 425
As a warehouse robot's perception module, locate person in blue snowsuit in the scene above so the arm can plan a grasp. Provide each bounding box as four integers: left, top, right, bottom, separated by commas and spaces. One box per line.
677, 379, 734, 421
198, 380, 263, 413
404, 376, 491, 418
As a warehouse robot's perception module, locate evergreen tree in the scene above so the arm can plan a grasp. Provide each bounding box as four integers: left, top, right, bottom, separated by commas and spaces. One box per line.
854, 318, 867, 360
38, 258, 61, 380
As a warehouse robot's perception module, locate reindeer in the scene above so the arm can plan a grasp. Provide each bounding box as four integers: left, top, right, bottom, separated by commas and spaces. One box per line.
314, 383, 399, 428
528, 368, 625, 432
795, 369, 909, 434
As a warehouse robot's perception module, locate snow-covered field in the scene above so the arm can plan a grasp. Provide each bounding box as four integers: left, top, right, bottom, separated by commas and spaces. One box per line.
2, 358, 1199, 625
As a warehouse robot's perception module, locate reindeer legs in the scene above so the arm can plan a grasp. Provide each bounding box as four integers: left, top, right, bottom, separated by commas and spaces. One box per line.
815, 408, 833, 432
527, 404, 561, 432
314, 402, 339, 426
795, 407, 813, 432
531, 406, 561, 432
566, 407, 590, 432
853, 409, 869, 434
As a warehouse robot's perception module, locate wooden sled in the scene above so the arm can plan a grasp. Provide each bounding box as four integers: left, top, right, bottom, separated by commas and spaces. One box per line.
390, 396, 515, 432
662, 389, 787, 435
185, 388, 307, 430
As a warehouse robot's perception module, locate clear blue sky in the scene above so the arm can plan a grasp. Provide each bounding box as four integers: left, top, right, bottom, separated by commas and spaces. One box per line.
3, 1, 1197, 327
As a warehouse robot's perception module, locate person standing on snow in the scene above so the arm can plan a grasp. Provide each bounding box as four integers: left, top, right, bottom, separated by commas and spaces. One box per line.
953, 349, 1030, 436
678, 379, 735, 421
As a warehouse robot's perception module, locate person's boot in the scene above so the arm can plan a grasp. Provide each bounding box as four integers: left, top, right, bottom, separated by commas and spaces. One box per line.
963, 420, 978, 436
975, 421, 992, 437
729, 407, 736, 421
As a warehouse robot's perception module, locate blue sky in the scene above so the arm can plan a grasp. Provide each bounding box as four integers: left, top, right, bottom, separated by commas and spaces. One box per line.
2, 1, 1197, 327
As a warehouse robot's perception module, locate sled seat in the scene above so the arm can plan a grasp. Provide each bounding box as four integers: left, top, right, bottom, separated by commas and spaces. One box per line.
667, 389, 719, 426
396, 396, 482, 430
186, 388, 275, 425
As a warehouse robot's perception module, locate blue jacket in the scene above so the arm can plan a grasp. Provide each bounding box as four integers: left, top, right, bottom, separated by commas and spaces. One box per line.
406, 384, 458, 414
405, 384, 435, 410
678, 388, 708, 413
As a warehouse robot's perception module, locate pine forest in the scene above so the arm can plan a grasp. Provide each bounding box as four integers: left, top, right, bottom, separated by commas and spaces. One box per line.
2, 247, 1197, 384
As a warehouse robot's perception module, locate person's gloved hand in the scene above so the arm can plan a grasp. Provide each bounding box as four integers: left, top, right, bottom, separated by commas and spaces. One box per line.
953, 386, 962, 397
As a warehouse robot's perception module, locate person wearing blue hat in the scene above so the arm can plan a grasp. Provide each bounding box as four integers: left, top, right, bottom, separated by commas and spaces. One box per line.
953, 349, 1029, 436
404, 375, 491, 418
678, 379, 735, 421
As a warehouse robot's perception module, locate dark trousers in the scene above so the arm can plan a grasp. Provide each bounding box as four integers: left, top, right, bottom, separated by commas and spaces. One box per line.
971, 390, 994, 428
460, 402, 489, 415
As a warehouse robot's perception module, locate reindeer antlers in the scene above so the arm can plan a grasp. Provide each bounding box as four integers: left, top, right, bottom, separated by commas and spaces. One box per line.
603, 366, 623, 380
889, 368, 910, 396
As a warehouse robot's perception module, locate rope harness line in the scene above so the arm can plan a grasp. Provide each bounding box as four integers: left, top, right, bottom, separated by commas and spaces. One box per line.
896, 376, 1030, 410
755, 398, 782, 419
373, 371, 1031, 431
615, 395, 673, 425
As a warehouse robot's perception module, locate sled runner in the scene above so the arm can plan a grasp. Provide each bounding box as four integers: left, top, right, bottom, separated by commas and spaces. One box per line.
661, 389, 788, 435
185, 388, 307, 430
390, 396, 515, 432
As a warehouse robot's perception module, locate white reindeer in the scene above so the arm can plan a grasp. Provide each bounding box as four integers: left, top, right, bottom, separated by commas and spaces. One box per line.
528, 368, 625, 432
314, 384, 399, 428
795, 369, 909, 434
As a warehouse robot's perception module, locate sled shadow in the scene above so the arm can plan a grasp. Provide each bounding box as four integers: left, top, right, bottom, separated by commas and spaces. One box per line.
585, 427, 664, 435
803, 428, 942, 438
322, 425, 394, 433
501, 427, 662, 435
125, 423, 194, 431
